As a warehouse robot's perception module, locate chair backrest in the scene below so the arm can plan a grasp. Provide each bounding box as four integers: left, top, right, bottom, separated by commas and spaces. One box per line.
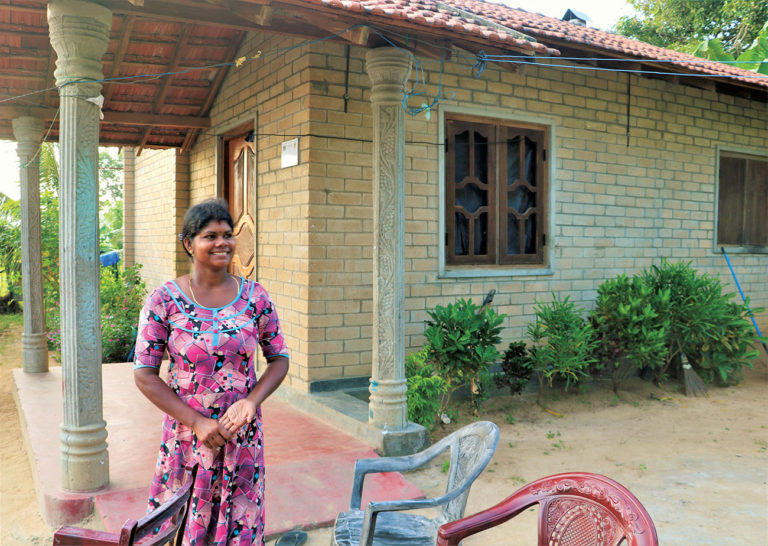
430, 421, 499, 524
118, 464, 197, 546
53, 465, 198, 546
436, 472, 658, 546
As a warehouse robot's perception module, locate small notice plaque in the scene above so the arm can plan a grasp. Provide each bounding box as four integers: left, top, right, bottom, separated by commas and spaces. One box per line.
281, 138, 298, 168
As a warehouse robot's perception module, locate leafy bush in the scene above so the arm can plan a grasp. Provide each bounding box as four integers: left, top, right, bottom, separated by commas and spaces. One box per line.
641, 259, 761, 385
423, 298, 505, 415
0, 194, 21, 302
48, 264, 146, 363
688, 300, 763, 385
494, 341, 533, 396
100, 264, 146, 362
591, 274, 670, 392
405, 346, 448, 429
528, 294, 597, 400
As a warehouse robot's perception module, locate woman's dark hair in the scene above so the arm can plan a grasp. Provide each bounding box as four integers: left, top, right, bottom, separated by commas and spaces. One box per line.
179, 198, 234, 256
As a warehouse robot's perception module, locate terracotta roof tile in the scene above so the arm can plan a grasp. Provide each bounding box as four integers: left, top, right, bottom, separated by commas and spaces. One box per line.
299, 0, 767, 88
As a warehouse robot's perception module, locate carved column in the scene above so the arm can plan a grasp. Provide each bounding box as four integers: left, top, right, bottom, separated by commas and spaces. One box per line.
365, 48, 412, 430
12, 116, 49, 373
48, 0, 111, 491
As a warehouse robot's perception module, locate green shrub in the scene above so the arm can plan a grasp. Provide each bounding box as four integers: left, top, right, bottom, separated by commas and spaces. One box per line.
689, 300, 763, 385
424, 297, 505, 415
494, 341, 534, 396
641, 259, 761, 385
528, 294, 597, 400
405, 346, 448, 428
48, 264, 146, 363
591, 274, 670, 392
0, 194, 21, 302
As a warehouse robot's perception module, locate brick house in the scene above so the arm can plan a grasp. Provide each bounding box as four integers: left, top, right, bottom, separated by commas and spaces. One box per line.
1, 0, 766, 486
121, 3, 768, 395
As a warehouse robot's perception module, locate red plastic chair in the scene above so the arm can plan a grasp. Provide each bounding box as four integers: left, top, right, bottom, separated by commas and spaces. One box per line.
53, 464, 198, 546
436, 472, 658, 546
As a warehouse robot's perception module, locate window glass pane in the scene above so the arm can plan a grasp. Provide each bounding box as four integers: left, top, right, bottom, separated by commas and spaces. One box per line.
474, 131, 488, 183
718, 156, 745, 245
455, 213, 469, 255
524, 137, 537, 186
507, 136, 519, 186
745, 157, 768, 245
507, 214, 520, 254
475, 213, 488, 255
508, 186, 534, 214
457, 184, 487, 213
525, 213, 537, 254
455, 131, 469, 183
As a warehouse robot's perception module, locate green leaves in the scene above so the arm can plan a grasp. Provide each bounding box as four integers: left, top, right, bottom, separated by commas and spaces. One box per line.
641, 259, 761, 386
591, 274, 669, 392
528, 294, 597, 394
421, 297, 507, 417
616, 0, 768, 58
688, 20, 768, 73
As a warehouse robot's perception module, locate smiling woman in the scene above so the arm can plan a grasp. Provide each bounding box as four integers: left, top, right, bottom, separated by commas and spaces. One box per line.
133, 198, 290, 545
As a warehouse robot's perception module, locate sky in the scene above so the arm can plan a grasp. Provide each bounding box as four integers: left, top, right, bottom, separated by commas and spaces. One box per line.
0, 1, 636, 200
499, 0, 637, 32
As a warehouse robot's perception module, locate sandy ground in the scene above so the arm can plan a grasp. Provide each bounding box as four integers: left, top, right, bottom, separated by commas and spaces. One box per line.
1, 317, 766, 545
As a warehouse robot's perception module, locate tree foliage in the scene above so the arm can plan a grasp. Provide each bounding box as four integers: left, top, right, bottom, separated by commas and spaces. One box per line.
616, 0, 768, 58
691, 21, 768, 74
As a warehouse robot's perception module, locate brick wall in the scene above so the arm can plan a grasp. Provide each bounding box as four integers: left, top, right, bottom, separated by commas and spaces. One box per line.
304, 43, 767, 379
126, 148, 189, 292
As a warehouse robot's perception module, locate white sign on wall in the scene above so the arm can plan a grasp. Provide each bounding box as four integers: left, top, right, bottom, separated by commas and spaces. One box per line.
281, 138, 298, 168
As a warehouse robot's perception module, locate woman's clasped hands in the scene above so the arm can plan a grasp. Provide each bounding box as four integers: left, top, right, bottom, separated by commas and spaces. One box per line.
219, 398, 258, 436
192, 398, 258, 450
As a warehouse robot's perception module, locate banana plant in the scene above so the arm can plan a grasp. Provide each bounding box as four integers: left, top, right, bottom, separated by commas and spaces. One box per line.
690, 21, 768, 74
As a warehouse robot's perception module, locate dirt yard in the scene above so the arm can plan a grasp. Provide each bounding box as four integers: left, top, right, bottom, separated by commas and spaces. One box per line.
2, 317, 766, 545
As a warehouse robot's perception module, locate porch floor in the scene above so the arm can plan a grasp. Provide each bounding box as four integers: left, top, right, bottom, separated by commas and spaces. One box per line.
11, 363, 423, 540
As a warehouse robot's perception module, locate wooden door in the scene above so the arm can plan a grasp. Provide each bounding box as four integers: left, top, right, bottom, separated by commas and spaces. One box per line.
225, 133, 256, 279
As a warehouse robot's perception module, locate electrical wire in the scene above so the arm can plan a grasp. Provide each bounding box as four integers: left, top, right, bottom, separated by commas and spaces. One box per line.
2, 22, 765, 164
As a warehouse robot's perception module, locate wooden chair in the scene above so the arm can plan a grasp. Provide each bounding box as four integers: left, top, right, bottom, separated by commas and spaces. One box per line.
436, 472, 659, 546
53, 464, 198, 546
332, 421, 499, 546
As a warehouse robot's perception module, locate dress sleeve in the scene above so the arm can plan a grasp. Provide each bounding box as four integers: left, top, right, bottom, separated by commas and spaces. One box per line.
254, 286, 289, 361
133, 287, 170, 370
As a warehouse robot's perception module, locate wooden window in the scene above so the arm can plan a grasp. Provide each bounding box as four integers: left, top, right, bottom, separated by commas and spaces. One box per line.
445, 116, 548, 266
718, 152, 768, 248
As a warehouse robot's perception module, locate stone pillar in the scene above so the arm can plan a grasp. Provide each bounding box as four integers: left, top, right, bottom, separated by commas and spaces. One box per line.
12, 116, 49, 373
48, 0, 111, 491
365, 48, 412, 430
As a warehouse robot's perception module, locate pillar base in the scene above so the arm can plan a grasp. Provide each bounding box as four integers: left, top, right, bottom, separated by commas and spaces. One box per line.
368, 378, 407, 430
60, 422, 109, 491
22, 332, 49, 373
381, 423, 429, 457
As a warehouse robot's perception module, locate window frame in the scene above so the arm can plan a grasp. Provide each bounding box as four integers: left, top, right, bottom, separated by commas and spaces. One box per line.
439, 110, 554, 277
714, 146, 768, 255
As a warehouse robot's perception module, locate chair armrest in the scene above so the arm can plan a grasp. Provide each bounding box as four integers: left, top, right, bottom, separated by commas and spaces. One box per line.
435, 493, 534, 546
53, 526, 121, 545
357, 485, 475, 546
349, 447, 446, 510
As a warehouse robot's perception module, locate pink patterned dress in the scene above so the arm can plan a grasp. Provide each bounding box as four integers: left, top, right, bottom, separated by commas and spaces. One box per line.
134, 278, 288, 545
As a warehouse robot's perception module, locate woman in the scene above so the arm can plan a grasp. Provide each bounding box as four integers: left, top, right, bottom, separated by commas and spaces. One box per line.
134, 198, 289, 545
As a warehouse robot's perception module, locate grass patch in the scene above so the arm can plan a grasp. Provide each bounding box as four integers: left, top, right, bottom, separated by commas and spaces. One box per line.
0, 312, 23, 334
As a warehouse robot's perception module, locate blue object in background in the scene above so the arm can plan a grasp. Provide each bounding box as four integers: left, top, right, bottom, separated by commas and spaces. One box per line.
99, 250, 120, 267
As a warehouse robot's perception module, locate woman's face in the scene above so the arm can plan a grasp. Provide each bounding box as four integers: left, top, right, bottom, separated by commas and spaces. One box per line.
185, 220, 235, 269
